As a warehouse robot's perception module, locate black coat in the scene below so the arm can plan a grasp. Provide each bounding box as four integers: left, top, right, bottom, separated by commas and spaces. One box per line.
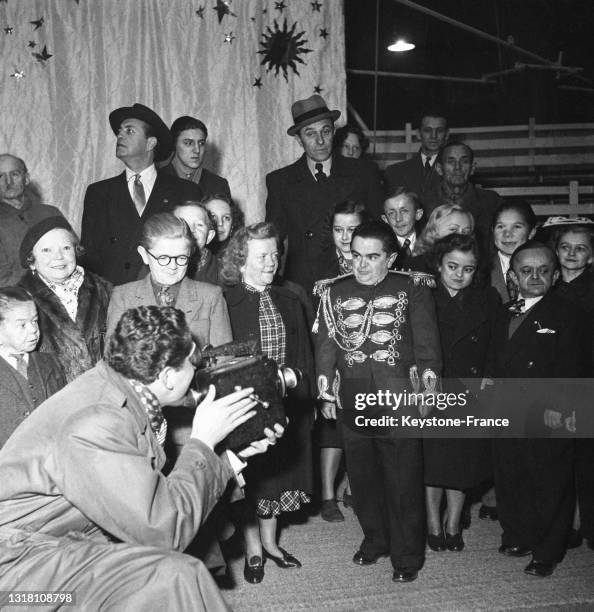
265, 154, 383, 294
383, 152, 441, 199
81, 171, 201, 285
223, 283, 314, 500
423, 283, 500, 489
160, 163, 231, 200
19, 270, 112, 383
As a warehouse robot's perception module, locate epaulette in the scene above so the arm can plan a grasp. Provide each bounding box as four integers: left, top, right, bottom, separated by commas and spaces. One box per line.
408, 271, 436, 288
312, 272, 353, 298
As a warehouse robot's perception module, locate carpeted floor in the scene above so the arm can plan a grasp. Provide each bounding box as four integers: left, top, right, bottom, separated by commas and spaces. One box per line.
221, 503, 594, 611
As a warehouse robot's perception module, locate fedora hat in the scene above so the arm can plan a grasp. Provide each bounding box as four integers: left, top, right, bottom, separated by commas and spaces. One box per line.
109, 103, 173, 161
287, 95, 340, 136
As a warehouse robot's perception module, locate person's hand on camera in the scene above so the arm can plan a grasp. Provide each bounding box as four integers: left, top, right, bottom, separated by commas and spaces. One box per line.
238, 423, 285, 459
191, 385, 257, 449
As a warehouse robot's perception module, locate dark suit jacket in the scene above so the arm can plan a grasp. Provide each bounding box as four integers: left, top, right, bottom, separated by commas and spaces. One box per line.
0, 352, 65, 447
265, 154, 383, 294
383, 152, 441, 199
160, 163, 231, 199
81, 171, 202, 285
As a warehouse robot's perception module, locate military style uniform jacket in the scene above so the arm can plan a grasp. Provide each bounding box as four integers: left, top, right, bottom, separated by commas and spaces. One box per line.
313, 270, 442, 411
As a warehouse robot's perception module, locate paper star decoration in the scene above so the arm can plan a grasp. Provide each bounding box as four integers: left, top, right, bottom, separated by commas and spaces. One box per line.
319, 27, 328, 39
30, 17, 45, 31
28, 40, 37, 48
4, 27, 14, 34
10, 70, 25, 79
314, 85, 323, 94
195, 6, 205, 19
274, 1, 286, 11
311, 1, 322, 11
33, 45, 52, 63
213, 0, 235, 24
252, 77, 262, 88
223, 31, 236, 44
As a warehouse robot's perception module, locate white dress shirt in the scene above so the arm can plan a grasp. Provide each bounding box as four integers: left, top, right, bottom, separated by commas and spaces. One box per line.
125, 165, 158, 215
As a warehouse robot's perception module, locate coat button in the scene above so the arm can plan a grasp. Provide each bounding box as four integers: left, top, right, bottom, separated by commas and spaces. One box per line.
23, 410, 30, 416
124, 262, 131, 270
304, 231, 314, 239
110, 236, 117, 244
470, 335, 478, 343
470, 367, 478, 375
527, 361, 534, 368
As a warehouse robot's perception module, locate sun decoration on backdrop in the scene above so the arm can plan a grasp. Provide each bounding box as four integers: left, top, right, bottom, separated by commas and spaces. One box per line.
258, 19, 312, 81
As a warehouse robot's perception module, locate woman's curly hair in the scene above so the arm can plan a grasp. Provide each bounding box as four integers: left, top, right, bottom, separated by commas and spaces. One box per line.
413, 204, 474, 256
428, 232, 482, 288
202, 193, 245, 240
106, 305, 195, 384
220, 222, 280, 286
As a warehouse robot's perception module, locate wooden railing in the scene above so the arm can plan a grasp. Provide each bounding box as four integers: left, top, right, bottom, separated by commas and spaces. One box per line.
368, 119, 594, 215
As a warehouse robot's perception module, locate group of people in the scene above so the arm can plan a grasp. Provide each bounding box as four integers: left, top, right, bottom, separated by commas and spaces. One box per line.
0, 93, 591, 609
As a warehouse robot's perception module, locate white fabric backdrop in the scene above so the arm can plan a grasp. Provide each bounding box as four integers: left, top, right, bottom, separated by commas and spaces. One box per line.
0, 0, 346, 228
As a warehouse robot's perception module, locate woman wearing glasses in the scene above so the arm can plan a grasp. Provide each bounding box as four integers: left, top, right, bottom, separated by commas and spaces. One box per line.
106, 213, 232, 349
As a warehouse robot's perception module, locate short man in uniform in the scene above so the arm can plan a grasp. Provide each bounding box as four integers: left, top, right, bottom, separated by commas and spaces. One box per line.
314, 220, 441, 583
161, 116, 232, 199
383, 111, 448, 199
423, 141, 501, 246
266, 95, 383, 295
82, 103, 202, 285
0, 154, 64, 286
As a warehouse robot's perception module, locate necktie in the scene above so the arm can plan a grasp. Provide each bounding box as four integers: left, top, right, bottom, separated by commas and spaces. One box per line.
424, 157, 432, 176
11, 353, 28, 379
395, 238, 411, 269
505, 269, 519, 301
315, 163, 327, 183
133, 174, 146, 215
508, 298, 526, 317
401, 238, 411, 256
157, 285, 174, 306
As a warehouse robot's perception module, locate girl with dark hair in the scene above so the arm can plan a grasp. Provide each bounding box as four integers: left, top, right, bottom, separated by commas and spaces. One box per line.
333, 125, 369, 159
490, 200, 537, 301
424, 233, 500, 552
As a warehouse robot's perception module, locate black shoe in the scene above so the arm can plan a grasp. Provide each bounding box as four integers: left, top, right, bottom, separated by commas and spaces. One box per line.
320, 499, 344, 522
427, 531, 446, 552
524, 559, 555, 577
352, 549, 387, 565
567, 528, 583, 549
243, 556, 265, 584
499, 544, 531, 557
479, 504, 498, 521
445, 531, 465, 552
343, 493, 354, 509
392, 567, 419, 582
263, 547, 302, 568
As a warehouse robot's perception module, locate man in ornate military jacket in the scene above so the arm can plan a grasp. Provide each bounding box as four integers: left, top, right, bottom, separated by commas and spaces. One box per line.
313, 220, 441, 584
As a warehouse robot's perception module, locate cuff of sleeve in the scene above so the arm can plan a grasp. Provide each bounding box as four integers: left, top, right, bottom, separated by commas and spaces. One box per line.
225, 450, 247, 488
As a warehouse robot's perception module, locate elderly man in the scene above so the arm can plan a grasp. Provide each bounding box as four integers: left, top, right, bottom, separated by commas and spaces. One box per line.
0, 305, 282, 610
423, 141, 502, 245
266, 95, 383, 296
0, 154, 64, 286
81, 103, 202, 285
161, 116, 232, 199
383, 111, 449, 199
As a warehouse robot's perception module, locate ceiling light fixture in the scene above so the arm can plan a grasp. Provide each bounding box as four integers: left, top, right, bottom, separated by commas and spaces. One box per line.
388, 39, 415, 52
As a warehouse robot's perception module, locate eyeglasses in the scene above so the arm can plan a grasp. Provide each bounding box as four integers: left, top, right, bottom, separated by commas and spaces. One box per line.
145, 249, 189, 267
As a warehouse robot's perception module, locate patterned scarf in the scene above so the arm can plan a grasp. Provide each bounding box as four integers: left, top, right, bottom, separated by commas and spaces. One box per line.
337, 250, 353, 275
38, 266, 84, 322
243, 283, 286, 365
128, 379, 167, 446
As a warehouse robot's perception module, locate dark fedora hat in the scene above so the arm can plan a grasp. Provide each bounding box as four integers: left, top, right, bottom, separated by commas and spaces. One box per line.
287, 95, 341, 136
109, 103, 173, 161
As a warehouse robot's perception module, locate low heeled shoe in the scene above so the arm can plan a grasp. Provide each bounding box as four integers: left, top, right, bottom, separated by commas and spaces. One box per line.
498, 544, 531, 557
243, 556, 265, 584
445, 531, 465, 552
427, 531, 446, 552
263, 547, 302, 568
524, 559, 556, 577
392, 567, 419, 582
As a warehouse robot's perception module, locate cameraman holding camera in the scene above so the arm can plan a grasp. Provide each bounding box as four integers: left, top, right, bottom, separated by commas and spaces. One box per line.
0, 306, 283, 611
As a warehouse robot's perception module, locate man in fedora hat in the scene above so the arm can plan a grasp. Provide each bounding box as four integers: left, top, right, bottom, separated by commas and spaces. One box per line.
265, 95, 383, 296
81, 103, 202, 285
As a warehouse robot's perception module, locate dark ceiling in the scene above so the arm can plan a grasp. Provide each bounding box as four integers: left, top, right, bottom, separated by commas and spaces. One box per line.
344, 0, 594, 129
